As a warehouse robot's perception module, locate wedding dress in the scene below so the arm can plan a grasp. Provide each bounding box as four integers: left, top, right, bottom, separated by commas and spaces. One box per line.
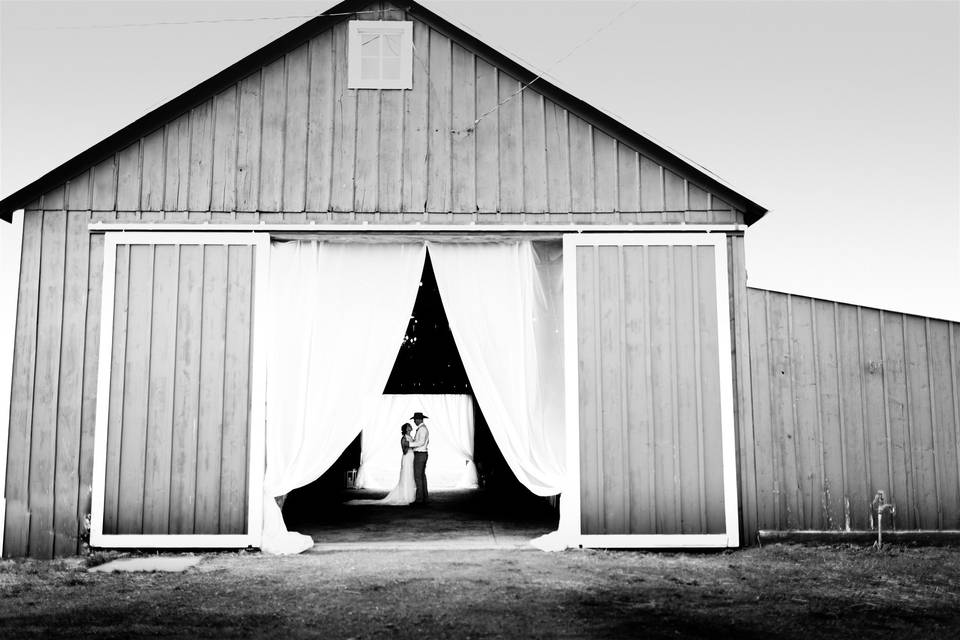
347, 437, 416, 506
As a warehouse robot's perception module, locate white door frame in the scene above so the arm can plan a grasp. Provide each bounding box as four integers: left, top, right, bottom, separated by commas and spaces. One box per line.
560, 232, 740, 548
90, 232, 269, 549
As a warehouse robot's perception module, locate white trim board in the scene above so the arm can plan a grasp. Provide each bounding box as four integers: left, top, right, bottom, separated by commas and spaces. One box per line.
560, 232, 739, 549
89, 223, 746, 234
90, 232, 268, 550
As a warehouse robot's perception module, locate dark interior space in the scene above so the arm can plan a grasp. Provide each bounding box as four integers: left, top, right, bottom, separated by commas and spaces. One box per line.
282, 250, 558, 539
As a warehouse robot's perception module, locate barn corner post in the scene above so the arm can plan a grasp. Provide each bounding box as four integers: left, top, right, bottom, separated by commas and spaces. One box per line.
0, 209, 25, 558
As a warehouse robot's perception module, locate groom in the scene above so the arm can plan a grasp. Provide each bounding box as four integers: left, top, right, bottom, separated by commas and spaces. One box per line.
409, 412, 430, 505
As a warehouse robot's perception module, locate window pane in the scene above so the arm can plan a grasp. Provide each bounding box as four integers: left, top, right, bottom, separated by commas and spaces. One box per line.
360, 33, 380, 56
381, 57, 401, 80
361, 56, 379, 80
383, 34, 401, 57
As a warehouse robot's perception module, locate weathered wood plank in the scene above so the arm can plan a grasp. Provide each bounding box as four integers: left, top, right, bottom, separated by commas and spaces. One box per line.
576, 246, 601, 534
672, 246, 700, 533
378, 88, 404, 212
450, 44, 475, 214
140, 129, 165, 211
102, 244, 128, 536
116, 244, 153, 535
544, 100, 570, 214
593, 130, 617, 212
331, 22, 357, 212
648, 245, 677, 533
41, 185, 64, 211
568, 115, 593, 213
195, 246, 228, 533
427, 29, 452, 213
77, 229, 103, 549
211, 86, 239, 212
116, 142, 141, 211
402, 20, 429, 212
169, 245, 203, 534
474, 58, 498, 213
522, 90, 546, 213
27, 211, 67, 558
882, 312, 913, 528
306, 31, 335, 212
141, 245, 179, 535
92, 157, 117, 212
929, 320, 959, 528
788, 296, 822, 528
905, 316, 938, 528
355, 88, 381, 212
188, 100, 215, 213
163, 115, 191, 213
639, 155, 663, 213
259, 58, 287, 212
283, 45, 310, 212
813, 299, 845, 529
65, 170, 92, 211
747, 289, 778, 531
219, 246, 254, 534
617, 145, 639, 213
52, 212, 89, 555
731, 239, 758, 539
3, 211, 43, 557
596, 246, 625, 533
236, 71, 263, 212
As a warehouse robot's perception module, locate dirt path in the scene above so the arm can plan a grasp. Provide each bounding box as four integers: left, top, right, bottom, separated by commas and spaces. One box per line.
2, 544, 959, 639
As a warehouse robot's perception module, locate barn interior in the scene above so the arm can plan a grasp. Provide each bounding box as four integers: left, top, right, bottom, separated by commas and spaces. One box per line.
281, 249, 559, 545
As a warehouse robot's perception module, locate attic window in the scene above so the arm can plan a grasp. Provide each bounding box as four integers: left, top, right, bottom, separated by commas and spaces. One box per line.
348, 21, 413, 89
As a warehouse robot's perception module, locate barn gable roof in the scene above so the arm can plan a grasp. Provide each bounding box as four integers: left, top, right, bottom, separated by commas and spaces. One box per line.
0, 0, 767, 223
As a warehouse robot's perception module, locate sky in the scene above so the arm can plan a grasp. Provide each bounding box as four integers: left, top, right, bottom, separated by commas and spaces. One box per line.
1, 0, 958, 320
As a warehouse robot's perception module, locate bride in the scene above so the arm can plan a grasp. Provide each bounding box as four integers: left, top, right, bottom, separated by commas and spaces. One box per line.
348, 423, 417, 506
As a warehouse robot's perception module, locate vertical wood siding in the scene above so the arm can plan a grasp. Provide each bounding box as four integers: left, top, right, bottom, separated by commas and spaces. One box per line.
745, 288, 960, 533
575, 242, 728, 535
101, 242, 255, 536
26, 6, 742, 224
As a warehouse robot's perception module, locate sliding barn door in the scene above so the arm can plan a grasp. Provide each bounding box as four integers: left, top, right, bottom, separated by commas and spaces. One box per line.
91, 233, 267, 548
563, 233, 738, 548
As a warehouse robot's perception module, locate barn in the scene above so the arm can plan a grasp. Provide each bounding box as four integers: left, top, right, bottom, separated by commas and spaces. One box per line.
2, 0, 958, 558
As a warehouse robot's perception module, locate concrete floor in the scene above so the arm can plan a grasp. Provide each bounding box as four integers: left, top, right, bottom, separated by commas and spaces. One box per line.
285, 488, 559, 551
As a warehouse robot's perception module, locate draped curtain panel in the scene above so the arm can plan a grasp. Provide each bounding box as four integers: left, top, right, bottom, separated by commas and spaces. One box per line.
355, 394, 477, 490
262, 241, 426, 553
428, 241, 566, 496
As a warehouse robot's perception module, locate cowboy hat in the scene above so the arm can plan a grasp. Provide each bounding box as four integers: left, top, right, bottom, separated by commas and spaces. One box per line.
410, 412, 428, 420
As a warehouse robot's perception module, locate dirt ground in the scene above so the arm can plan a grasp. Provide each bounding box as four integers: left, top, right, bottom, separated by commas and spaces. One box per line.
1, 544, 959, 639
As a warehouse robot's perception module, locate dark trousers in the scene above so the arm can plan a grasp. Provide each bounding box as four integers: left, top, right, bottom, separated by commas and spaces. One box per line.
413, 452, 429, 503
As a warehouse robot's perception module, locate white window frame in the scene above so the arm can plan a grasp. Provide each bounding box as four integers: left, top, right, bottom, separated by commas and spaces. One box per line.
347, 20, 413, 90
90, 232, 269, 549
560, 232, 740, 549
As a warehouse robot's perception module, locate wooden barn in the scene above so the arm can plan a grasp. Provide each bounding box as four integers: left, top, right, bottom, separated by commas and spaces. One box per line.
2, 0, 959, 558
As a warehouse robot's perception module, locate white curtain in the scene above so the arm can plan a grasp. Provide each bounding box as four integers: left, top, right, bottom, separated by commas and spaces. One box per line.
262, 241, 426, 554
354, 394, 477, 490
428, 241, 566, 496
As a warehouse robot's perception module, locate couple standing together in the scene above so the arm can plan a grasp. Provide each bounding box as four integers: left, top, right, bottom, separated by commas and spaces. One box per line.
380, 411, 429, 506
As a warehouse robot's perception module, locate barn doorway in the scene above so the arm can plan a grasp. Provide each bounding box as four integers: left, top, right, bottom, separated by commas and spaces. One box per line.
280, 250, 559, 545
